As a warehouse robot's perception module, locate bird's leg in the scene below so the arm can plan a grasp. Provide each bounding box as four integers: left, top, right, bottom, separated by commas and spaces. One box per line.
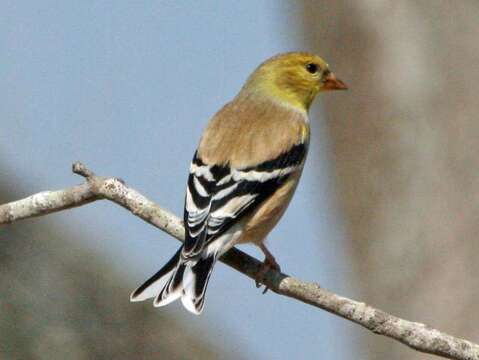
255, 243, 281, 294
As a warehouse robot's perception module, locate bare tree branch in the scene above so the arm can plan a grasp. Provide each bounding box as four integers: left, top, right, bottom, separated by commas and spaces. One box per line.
0, 162, 478, 360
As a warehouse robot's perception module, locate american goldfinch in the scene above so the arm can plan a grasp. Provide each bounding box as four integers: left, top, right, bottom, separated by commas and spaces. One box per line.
131, 52, 347, 314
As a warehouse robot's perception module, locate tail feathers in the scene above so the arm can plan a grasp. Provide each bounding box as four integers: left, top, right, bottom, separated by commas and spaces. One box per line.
130, 247, 218, 315
181, 253, 217, 315
130, 248, 182, 302
153, 261, 185, 307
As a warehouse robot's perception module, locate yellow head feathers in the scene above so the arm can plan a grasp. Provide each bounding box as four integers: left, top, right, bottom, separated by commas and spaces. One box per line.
240, 52, 347, 112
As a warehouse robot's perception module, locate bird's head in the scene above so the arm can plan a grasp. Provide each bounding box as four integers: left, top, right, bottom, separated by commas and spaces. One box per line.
241, 52, 347, 112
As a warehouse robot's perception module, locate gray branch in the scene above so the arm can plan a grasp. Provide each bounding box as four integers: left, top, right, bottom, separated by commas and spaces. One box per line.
0, 162, 478, 360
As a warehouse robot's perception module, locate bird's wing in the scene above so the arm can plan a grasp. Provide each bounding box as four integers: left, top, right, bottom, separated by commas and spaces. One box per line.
182, 143, 307, 258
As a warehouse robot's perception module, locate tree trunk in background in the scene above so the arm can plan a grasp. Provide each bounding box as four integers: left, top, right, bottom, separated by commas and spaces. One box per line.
300, 1, 479, 358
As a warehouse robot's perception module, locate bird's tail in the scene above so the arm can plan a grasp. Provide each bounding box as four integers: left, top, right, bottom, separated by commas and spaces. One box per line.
130, 246, 218, 315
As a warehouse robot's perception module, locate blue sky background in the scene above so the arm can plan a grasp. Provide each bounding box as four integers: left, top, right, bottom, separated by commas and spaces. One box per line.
1, 1, 366, 358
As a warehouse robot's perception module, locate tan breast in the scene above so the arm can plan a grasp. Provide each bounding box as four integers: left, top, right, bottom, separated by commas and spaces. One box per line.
197, 94, 309, 168
238, 170, 303, 245
197, 93, 309, 245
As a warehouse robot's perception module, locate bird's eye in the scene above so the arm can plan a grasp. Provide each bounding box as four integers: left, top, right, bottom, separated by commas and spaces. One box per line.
305, 63, 318, 74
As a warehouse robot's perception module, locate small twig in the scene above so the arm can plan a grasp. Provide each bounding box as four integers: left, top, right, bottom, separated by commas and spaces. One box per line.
72, 161, 96, 178
0, 162, 478, 360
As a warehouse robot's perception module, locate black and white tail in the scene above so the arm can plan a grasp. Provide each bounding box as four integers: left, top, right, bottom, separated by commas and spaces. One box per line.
130, 246, 218, 315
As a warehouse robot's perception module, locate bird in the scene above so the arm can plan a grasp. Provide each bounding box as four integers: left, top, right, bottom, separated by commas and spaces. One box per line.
130, 52, 347, 314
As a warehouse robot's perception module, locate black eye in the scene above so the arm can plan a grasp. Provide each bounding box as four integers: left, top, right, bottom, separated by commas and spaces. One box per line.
305, 63, 318, 74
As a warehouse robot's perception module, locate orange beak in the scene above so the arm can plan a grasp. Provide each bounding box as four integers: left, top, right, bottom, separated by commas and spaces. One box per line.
322, 72, 348, 90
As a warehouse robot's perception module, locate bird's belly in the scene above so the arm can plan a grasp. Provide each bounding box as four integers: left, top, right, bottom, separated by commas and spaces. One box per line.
237, 172, 301, 245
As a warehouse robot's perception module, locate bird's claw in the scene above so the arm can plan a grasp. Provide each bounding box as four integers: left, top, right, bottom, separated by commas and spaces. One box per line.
255, 258, 281, 294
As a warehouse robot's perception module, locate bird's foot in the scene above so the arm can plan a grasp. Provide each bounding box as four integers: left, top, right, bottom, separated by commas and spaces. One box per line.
255, 255, 281, 294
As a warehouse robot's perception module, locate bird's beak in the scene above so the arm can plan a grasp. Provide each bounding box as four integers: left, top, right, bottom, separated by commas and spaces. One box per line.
322, 72, 348, 90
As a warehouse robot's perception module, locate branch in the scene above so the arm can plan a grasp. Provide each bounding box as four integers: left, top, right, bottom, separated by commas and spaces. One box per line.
1, 162, 478, 360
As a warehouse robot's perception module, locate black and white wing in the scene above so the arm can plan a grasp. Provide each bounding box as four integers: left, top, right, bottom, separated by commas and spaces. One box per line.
182, 143, 307, 259
131, 142, 308, 314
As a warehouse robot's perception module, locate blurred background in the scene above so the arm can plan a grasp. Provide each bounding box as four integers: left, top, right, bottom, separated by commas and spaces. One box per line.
1, 1, 478, 359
